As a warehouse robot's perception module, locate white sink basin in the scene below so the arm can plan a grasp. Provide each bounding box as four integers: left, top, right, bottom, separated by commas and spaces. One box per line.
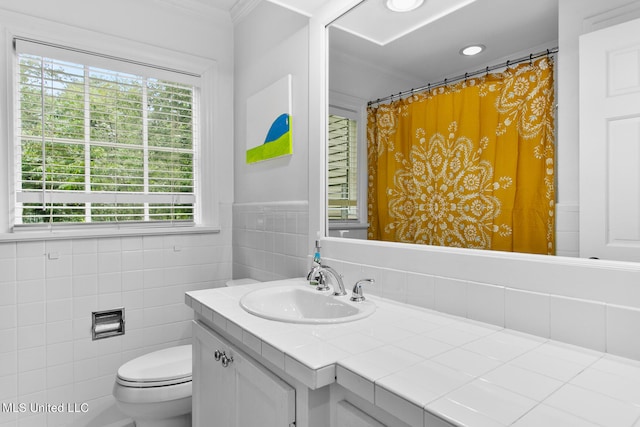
239, 283, 376, 324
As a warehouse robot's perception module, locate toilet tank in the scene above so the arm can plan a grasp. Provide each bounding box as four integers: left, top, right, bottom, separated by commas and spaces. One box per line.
226, 278, 260, 287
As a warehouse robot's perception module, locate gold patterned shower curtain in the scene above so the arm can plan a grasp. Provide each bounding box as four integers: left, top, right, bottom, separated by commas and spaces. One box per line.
367, 57, 555, 255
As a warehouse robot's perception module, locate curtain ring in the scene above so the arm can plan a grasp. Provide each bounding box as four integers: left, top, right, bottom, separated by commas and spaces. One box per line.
505, 60, 510, 70
464, 72, 468, 82
485, 66, 489, 76
529, 53, 533, 65
547, 48, 550, 57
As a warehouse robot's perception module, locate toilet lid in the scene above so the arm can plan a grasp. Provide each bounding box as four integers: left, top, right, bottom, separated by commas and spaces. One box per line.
117, 345, 192, 384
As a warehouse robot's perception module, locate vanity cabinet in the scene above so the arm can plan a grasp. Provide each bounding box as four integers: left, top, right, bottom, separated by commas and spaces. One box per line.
192, 320, 296, 427
335, 400, 385, 426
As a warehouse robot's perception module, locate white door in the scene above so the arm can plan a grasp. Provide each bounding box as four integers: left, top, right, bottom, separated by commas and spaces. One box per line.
580, 16, 640, 261
192, 321, 296, 427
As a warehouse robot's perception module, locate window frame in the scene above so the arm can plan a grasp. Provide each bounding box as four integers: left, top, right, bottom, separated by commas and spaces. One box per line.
327, 91, 368, 231
0, 21, 220, 240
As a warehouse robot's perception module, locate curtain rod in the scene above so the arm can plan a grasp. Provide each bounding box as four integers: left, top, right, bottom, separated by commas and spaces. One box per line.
367, 47, 558, 107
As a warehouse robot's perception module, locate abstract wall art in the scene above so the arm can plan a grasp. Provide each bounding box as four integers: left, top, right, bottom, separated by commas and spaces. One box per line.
246, 74, 293, 164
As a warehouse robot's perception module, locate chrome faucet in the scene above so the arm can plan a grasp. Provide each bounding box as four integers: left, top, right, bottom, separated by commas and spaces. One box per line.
350, 278, 374, 302
308, 264, 347, 296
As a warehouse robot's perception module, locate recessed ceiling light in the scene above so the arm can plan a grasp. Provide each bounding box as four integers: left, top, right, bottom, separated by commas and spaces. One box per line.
460, 44, 485, 56
385, 0, 425, 13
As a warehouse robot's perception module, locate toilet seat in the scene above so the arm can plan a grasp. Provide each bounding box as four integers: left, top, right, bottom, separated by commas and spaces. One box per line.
116, 376, 191, 388
114, 378, 192, 404
116, 345, 192, 388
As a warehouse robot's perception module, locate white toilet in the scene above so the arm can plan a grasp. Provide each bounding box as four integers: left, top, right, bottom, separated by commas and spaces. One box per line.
113, 345, 192, 427
113, 278, 260, 426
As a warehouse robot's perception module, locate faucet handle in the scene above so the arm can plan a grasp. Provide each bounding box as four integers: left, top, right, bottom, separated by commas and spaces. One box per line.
350, 278, 374, 302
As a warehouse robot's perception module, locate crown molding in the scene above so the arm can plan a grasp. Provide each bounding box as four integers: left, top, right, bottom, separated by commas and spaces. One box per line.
583, 1, 640, 32
155, 0, 233, 17
230, 0, 262, 24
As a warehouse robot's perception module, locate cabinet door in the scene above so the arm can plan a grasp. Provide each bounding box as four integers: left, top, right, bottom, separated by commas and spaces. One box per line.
193, 321, 236, 427
235, 347, 296, 427
580, 16, 640, 261
192, 321, 296, 427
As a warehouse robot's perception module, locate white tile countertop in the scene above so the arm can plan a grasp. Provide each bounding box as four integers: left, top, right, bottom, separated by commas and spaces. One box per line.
186, 278, 640, 427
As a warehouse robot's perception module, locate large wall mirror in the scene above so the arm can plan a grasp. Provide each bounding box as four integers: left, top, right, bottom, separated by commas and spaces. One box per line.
326, 0, 563, 255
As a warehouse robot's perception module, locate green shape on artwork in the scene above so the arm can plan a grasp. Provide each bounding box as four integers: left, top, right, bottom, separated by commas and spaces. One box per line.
246, 131, 292, 163
246, 116, 293, 163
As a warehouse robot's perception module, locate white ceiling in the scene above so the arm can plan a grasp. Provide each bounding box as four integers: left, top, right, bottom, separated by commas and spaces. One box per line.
200, 0, 558, 101
332, 0, 477, 46
329, 0, 558, 95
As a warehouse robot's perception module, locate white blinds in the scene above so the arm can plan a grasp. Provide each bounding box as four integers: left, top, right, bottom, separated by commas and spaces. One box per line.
327, 113, 358, 221
14, 39, 199, 226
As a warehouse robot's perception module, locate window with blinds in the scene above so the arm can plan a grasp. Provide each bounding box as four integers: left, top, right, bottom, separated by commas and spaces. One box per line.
14, 40, 198, 227
327, 113, 358, 221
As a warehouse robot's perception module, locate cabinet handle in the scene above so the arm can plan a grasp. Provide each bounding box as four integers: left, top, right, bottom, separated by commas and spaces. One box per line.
221, 353, 233, 368
214, 349, 233, 367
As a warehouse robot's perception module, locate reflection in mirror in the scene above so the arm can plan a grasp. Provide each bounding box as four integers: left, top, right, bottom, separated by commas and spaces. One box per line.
327, 0, 560, 255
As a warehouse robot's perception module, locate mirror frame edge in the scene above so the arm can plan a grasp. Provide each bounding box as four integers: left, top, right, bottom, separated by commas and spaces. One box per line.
308, 0, 366, 255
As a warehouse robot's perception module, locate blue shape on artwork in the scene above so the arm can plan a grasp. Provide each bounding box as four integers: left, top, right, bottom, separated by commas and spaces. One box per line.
264, 113, 290, 144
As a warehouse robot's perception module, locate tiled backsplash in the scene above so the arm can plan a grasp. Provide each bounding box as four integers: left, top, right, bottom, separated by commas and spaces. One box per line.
323, 256, 640, 362
233, 201, 309, 281
231, 200, 640, 363
0, 204, 232, 427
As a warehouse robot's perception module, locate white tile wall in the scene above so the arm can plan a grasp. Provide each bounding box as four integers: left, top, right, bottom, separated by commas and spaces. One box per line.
505, 288, 550, 338
467, 282, 505, 327
555, 202, 579, 257
233, 201, 309, 281
324, 256, 640, 362
606, 305, 640, 360
434, 277, 467, 318
0, 204, 231, 427
549, 295, 606, 352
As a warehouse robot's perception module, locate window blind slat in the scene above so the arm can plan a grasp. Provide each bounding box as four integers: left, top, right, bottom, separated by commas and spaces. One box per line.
17, 190, 195, 205
327, 114, 358, 221
15, 42, 198, 226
